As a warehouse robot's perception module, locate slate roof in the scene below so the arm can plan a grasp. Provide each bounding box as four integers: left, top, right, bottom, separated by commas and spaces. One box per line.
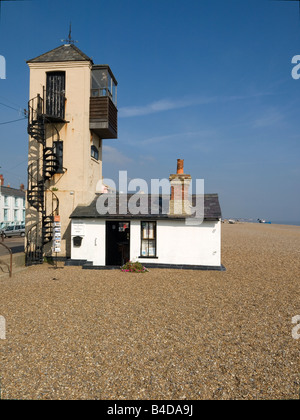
70, 193, 222, 220
27, 44, 93, 64
0, 186, 25, 199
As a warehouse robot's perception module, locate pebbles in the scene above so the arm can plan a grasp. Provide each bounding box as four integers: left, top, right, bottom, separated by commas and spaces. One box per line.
0, 223, 299, 399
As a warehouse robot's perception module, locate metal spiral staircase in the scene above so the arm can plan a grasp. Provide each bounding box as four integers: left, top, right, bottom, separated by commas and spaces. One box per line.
26, 94, 60, 265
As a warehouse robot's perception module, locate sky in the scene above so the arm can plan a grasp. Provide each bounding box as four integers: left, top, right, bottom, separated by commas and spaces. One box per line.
0, 0, 300, 222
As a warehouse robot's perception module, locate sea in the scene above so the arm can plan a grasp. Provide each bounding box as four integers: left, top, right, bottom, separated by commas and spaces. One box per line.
270, 221, 300, 227
225, 219, 300, 226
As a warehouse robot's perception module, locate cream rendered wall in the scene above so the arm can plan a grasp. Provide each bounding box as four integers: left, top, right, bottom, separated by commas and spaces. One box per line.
70, 218, 221, 267
28, 58, 103, 257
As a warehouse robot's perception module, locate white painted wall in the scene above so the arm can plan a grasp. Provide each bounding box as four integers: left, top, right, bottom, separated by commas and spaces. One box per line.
130, 219, 221, 267
71, 218, 221, 267
0, 190, 26, 227
71, 219, 106, 266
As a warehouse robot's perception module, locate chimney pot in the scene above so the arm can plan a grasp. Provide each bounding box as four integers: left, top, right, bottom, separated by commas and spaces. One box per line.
169, 159, 192, 216
0, 174, 4, 186
177, 159, 184, 174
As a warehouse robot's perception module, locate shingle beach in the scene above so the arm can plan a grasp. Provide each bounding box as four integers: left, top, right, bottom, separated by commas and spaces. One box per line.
0, 223, 299, 400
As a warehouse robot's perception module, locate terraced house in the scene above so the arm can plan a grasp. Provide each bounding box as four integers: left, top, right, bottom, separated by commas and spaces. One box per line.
0, 175, 25, 229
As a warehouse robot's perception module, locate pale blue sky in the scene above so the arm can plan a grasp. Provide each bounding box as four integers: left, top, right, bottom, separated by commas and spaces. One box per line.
0, 0, 300, 222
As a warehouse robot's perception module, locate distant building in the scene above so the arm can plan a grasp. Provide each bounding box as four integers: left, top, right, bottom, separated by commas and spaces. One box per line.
0, 175, 26, 228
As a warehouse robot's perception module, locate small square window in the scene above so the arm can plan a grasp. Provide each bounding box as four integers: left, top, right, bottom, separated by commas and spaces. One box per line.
91, 145, 99, 161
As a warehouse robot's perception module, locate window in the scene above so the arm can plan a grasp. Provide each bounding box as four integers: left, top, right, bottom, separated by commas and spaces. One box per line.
14, 209, 18, 221
14, 197, 18, 208
91, 145, 99, 161
91, 66, 117, 105
4, 209, 8, 221
53, 141, 63, 173
140, 222, 156, 257
4, 196, 8, 207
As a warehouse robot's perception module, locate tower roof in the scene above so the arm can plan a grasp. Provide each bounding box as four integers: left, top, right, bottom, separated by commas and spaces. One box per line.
27, 44, 93, 64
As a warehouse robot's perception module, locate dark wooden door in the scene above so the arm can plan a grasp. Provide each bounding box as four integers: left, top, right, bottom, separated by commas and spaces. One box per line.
46, 72, 65, 119
106, 222, 130, 266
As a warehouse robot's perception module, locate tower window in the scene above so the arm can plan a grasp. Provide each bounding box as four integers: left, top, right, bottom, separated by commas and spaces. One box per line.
91, 66, 117, 106
53, 141, 64, 173
91, 145, 99, 161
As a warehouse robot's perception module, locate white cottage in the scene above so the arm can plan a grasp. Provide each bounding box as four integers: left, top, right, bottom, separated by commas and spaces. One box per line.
68, 160, 224, 271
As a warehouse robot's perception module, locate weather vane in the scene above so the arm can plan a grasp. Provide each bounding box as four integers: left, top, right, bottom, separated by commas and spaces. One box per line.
61, 23, 78, 45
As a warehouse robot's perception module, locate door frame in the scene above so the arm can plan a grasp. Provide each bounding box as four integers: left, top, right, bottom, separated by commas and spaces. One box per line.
105, 221, 130, 266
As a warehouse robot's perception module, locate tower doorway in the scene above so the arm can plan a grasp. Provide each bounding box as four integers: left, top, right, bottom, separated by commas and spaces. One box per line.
46, 71, 66, 119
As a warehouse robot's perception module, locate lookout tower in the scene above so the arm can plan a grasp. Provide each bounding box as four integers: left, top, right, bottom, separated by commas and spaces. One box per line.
26, 43, 118, 265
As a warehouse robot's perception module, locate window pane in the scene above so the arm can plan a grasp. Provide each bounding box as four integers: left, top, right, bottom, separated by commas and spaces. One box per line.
141, 222, 148, 239
141, 240, 149, 257
148, 222, 155, 239
148, 240, 156, 257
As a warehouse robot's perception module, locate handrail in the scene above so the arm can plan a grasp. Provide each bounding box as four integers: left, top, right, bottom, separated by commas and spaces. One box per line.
0, 240, 12, 278
26, 91, 62, 265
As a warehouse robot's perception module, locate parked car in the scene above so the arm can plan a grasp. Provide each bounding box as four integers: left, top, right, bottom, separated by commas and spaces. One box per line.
1, 224, 25, 238
0, 222, 12, 232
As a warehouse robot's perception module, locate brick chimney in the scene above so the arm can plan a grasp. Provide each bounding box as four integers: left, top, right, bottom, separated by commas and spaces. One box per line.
169, 159, 192, 216
0, 174, 3, 186
20, 183, 25, 191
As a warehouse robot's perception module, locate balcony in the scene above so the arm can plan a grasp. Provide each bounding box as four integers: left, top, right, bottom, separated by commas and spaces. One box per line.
90, 96, 118, 139
89, 65, 118, 139
28, 89, 66, 128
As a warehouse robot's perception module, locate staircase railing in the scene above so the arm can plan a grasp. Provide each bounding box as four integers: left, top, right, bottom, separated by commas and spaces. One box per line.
26, 93, 61, 266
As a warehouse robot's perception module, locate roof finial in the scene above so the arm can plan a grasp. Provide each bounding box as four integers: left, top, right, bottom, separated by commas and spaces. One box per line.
61, 22, 78, 45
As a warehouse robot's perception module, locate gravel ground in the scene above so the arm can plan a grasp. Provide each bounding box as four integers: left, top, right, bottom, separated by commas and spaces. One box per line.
0, 223, 299, 400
